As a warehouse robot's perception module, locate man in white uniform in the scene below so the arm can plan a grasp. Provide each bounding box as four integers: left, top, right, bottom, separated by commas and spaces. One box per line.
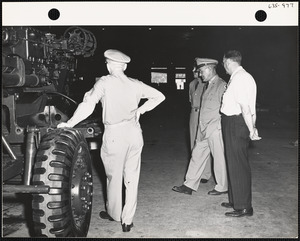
57, 49, 165, 231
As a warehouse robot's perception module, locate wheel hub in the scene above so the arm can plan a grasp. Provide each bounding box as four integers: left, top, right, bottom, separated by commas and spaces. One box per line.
70, 145, 93, 229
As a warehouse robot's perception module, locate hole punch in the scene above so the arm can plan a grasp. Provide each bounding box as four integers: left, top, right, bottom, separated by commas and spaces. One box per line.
48, 8, 60, 21
255, 10, 267, 22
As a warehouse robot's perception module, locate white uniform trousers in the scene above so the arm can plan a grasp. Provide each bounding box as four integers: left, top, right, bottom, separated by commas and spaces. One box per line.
184, 128, 228, 192
189, 109, 212, 180
101, 120, 144, 224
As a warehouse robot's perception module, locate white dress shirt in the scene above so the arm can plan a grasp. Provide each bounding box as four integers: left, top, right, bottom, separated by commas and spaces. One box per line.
221, 66, 257, 116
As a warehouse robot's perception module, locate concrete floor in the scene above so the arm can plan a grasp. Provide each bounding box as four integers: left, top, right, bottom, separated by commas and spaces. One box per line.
2, 102, 298, 238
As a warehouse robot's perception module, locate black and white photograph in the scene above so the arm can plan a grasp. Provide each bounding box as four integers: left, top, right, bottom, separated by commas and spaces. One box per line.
2, 2, 298, 238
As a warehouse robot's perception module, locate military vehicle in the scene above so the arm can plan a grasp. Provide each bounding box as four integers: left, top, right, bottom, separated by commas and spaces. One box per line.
2, 26, 101, 237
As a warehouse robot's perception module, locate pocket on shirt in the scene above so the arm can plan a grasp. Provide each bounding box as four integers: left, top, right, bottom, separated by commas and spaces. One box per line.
205, 98, 220, 110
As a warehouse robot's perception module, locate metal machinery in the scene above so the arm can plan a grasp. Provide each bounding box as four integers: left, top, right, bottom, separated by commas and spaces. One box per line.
2, 26, 100, 237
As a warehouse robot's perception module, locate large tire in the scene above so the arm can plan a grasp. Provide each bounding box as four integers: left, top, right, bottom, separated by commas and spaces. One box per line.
32, 128, 93, 237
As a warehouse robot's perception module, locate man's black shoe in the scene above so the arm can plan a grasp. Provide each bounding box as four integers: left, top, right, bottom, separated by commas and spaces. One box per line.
225, 207, 253, 217
221, 202, 234, 208
122, 223, 134, 232
99, 211, 114, 221
208, 189, 228, 195
172, 185, 192, 195
200, 179, 208, 184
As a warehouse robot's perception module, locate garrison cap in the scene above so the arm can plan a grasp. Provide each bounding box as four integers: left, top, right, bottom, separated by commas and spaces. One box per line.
195, 58, 218, 69
104, 49, 131, 63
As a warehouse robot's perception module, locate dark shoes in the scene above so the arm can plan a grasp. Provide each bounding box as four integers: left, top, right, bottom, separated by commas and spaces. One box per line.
99, 211, 114, 221
221, 202, 253, 217
208, 189, 228, 195
100, 211, 134, 232
122, 223, 134, 232
200, 178, 208, 184
221, 202, 234, 208
225, 207, 254, 217
172, 185, 193, 195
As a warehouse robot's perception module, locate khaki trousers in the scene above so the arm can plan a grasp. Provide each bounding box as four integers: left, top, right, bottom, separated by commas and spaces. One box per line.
101, 121, 143, 224
189, 109, 212, 180
184, 128, 228, 192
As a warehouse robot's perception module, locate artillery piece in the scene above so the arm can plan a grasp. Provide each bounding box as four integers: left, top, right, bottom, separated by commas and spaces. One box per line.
2, 26, 100, 237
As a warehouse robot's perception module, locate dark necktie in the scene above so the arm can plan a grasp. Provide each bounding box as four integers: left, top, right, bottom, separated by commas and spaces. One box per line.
226, 78, 232, 89
195, 81, 199, 91
204, 82, 209, 90
200, 82, 208, 107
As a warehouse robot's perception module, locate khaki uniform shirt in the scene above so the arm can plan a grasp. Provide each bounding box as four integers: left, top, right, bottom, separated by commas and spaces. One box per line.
68, 72, 165, 127
197, 75, 226, 140
189, 78, 205, 109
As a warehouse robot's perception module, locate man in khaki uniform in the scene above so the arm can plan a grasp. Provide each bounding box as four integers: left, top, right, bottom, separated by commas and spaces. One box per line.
188, 60, 212, 183
173, 58, 228, 195
58, 49, 165, 231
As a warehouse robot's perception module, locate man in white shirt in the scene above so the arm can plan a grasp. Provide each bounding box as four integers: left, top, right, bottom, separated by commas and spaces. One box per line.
220, 50, 261, 217
58, 49, 165, 231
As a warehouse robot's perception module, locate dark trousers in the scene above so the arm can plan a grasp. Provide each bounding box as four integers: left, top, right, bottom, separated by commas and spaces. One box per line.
221, 114, 252, 210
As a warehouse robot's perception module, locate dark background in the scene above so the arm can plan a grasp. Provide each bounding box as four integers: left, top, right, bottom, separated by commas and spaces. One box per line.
3, 25, 298, 238
40, 26, 298, 112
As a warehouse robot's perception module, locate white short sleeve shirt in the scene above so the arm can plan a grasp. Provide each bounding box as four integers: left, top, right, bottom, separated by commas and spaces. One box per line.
221, 66, 257, 116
